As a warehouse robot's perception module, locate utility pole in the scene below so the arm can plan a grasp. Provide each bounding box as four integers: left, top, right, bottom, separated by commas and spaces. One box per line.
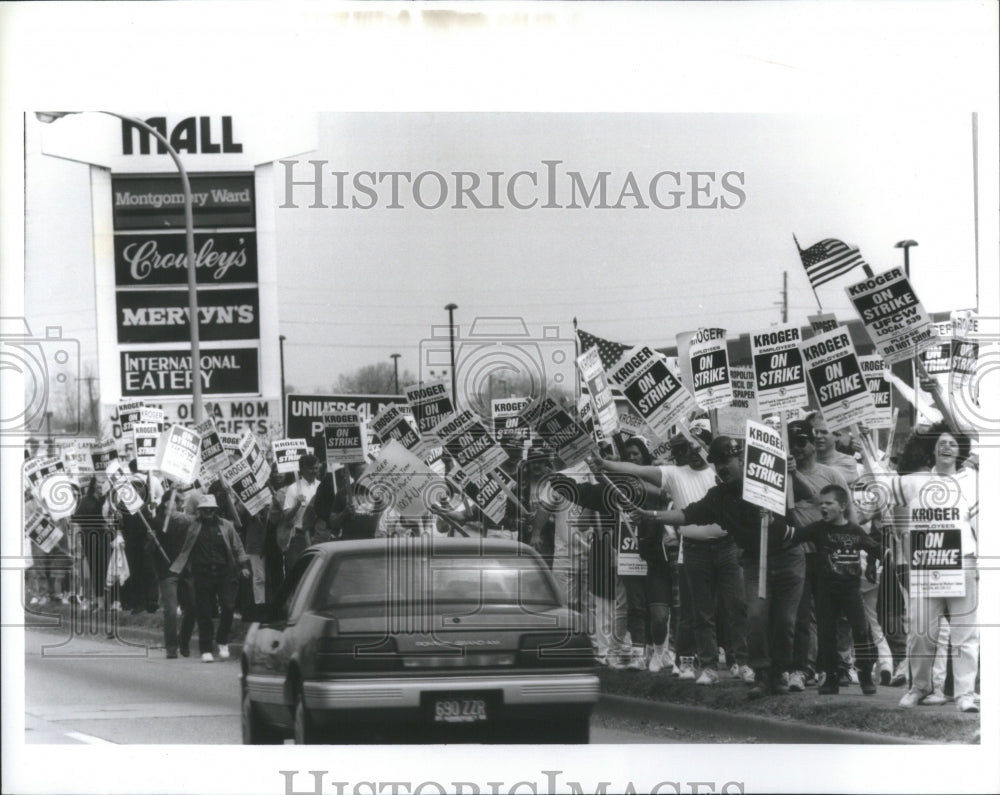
77, 374, 99, 434
774, 270, 788, 323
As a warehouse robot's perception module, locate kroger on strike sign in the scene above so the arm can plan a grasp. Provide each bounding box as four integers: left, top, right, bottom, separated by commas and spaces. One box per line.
688, 327, 733, 410
742, 420, 787, 515
845, 268, 934, 365
799, 326, 876, 431
750, 323, 808, 414
608, 346, 696, 442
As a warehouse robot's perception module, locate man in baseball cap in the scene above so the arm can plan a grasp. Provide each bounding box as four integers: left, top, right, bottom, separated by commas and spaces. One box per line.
636, 431, 805, 698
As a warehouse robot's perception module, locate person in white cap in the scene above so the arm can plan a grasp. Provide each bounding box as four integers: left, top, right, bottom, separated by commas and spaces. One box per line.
169, 493, 251, 662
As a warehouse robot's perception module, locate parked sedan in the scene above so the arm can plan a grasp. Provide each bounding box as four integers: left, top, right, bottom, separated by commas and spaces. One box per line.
240, 537, 599, 744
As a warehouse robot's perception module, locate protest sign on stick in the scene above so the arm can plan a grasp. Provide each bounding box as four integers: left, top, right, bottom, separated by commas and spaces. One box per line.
608, 346, 697, 443
908, 523, 964, 598
742, 420, 788, 599
322, 412, 368, 466
716, 365, 757, 437
800, 326, 877, 431
576, 348, 621, 439
25, 503, 64, 554
157, 424, 202, 485
807, 313, 839, 336
845, 267, 934, 365
91, 439, 119, 473
688, 327, 733, 411
750, 324, 809, 414
222, 458, 272, 515
950, 310, 979, 398
404, 381, 455, 437
195, 418, 230, 475
491, 396, 531, 445
106, 459, 146, 515
238, 430, 271, 488
139, 406, 165, 430
371, 405, 436, 460
118, 400, 145, 436
858, 355, 893, 430
24, 456, 78, 520
132, 422, 161, 472
519, 397, 594, 468
434, 409, 508, 477
272, 438, 310, 474
62, 440, 96, 485
358, 440, 448, 517
450, 465, 510, 525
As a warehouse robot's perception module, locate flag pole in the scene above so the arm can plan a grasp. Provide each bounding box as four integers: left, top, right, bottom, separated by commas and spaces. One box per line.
794, 234, 824, 310
572, 317, 582, 416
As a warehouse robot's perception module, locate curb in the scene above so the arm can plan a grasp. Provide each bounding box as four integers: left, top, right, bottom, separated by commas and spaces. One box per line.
598, 693, 928, 744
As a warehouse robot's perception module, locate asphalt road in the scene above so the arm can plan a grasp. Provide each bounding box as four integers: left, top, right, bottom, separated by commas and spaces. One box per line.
24, 628, 741, 745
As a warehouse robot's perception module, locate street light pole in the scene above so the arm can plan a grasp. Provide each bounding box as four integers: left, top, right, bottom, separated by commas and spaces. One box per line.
279, 335, 287, 427
390, 353, 401, 394
894, 240, 920, 435
36, 112, 204, 422
444, 303, 458, 408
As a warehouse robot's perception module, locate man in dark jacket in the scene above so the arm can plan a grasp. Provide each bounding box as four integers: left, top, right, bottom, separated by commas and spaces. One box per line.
168, 494, 250, 662
638, 435, 805, 698
150, 491, 196, 658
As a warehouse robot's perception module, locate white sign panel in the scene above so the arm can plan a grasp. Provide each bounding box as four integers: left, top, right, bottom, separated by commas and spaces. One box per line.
742, 420, 787, 515
749, 324, 808, 414
845, 268, 934, 365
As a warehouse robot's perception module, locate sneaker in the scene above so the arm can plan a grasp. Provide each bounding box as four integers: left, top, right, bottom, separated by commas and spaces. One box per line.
179, 645, 190, 658
201, 652, 215, 663
818, 680, 840, 695
899, 689, 925, 708
608, 655, 628, 670
729, 663, 740, 678
217, 644, 230, 660
879, 667, 892, 687
787, 671, 806, 692
734, 664, 755, 683
803, 669, 818, 686
838, 669, 853, 687
956, 695, 979, 713
29, 596, 39, 606
677, 658, 696, 680
110, 601, 122, 612
166, 650, 178, 659
696, 668, 719, 686
890, 660, 908, 687
848, 668, 860, 685
861, 680, 877, 696
922, 690, 948, 705
771, 672, 790, 695
626, 654, 647, 672
648, 649, 666, 674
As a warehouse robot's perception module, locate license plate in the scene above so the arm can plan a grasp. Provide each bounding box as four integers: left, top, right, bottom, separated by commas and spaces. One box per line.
431, 696, 488, 724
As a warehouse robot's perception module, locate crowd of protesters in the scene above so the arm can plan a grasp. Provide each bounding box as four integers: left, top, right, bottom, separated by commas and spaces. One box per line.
23, 388, 980, 712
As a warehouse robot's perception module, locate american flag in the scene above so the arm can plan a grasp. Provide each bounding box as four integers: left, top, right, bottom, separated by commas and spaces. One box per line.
796, 237, 868, 288
577, 328, 630, 371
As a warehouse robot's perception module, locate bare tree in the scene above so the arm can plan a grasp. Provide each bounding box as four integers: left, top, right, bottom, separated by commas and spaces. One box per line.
333, 362, 415, 395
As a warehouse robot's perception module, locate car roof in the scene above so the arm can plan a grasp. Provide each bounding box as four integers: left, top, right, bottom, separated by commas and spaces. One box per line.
309, 537, 533, 558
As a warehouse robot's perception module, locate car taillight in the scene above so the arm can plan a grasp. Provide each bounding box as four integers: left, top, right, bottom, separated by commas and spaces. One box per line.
517, 633, 595, 668
316, 636, 402, 672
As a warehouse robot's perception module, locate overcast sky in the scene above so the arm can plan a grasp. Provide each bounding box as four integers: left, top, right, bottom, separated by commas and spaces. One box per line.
25, 112, 979, 394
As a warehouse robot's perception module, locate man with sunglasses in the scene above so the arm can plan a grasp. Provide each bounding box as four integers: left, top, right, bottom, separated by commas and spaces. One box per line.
636, 435, 805, 698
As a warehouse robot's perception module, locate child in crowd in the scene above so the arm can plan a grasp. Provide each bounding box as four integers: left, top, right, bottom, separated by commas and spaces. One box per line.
784, 484, 881, 695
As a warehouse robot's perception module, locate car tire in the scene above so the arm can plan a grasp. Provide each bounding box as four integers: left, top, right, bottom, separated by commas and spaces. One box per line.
242, 686, 284, 745
292, 684, 322, 745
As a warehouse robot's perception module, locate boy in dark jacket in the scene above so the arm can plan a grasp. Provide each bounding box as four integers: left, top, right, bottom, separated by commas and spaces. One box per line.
783, 484, 881, 695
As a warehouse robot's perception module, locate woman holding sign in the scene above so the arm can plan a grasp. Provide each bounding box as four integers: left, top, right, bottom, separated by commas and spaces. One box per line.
887, 424, 979, 713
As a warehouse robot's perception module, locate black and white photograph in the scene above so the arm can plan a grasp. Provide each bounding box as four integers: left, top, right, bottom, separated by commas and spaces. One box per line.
2, 3, 998, 794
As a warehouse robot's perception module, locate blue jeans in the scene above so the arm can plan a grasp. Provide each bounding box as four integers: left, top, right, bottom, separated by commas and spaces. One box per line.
684, 537, 749, 668
158, 574, 196, 655
620, 574, 648, 646
742, 545, 805, 678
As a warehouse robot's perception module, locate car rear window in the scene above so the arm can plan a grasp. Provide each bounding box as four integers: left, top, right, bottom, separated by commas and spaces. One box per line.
320, 552, 560, 609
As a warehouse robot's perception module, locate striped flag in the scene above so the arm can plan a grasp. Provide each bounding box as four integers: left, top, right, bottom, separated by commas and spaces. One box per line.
576, 328, 630, 371
795, 237, 868, 288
